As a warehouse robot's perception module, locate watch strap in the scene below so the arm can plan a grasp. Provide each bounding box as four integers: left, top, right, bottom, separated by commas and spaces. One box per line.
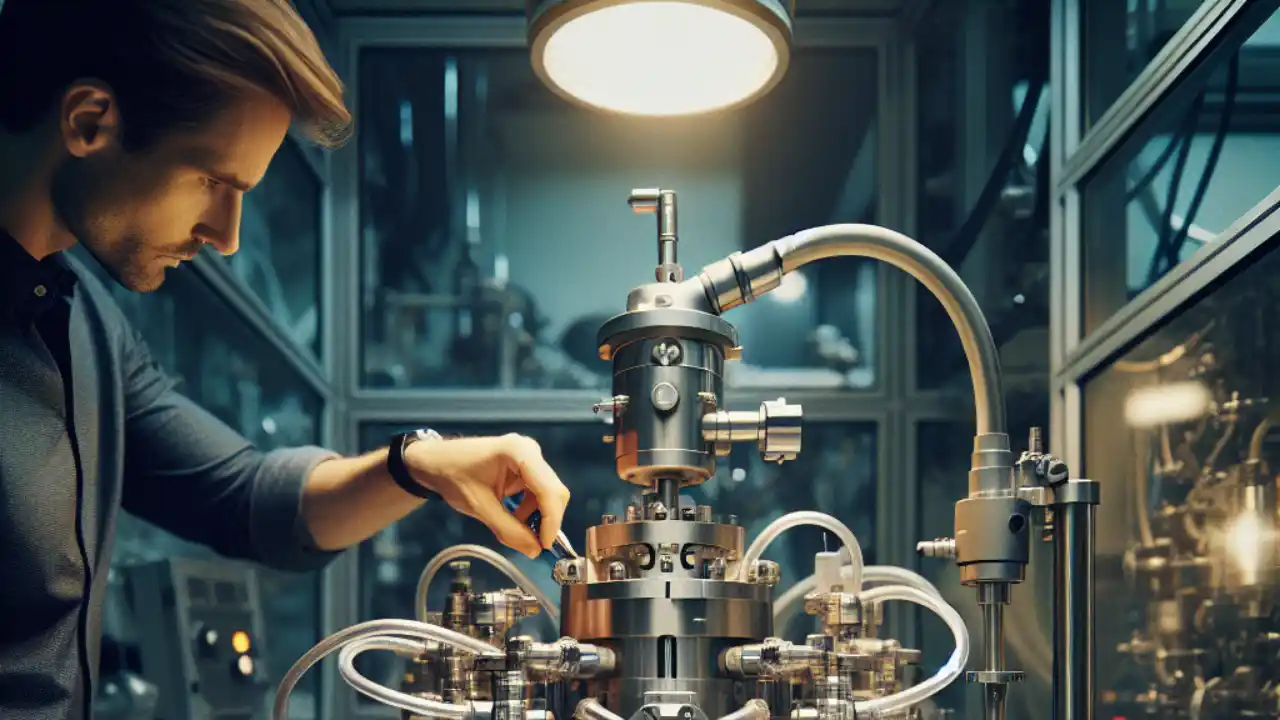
387, 429, 443, 501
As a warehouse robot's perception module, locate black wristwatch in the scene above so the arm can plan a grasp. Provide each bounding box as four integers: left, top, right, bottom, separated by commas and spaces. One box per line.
387, 429, 444, 501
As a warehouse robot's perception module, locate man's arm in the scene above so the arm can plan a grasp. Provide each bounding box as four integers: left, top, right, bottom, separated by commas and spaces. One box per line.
301, 434, 570, 558
118, 305, 568, 565
120, 319, 342, 571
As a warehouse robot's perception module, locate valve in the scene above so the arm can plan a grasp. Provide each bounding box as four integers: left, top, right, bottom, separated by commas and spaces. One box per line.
702, 398, 803, 463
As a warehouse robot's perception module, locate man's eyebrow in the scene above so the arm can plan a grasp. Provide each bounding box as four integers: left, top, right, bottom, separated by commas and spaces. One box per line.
186, 148, 256, 192
210, 171, 255, 193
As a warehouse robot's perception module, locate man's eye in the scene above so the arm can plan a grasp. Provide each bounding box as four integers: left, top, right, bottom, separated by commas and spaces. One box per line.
203, 177, 222, 189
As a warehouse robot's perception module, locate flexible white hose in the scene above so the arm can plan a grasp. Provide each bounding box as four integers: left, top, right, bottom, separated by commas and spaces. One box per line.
416, 544, 560, 624
272, 619, 500, 720
772, 564, 941, 629
852, 586, 969, 716
338, 636, 472, 717
737, 511, 864, 590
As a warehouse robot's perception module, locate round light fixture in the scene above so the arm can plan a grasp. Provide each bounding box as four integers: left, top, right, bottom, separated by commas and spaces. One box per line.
527, 0, 794, 117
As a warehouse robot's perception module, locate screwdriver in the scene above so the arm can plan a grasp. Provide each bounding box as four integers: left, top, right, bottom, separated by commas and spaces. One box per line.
503, 492, 578, 560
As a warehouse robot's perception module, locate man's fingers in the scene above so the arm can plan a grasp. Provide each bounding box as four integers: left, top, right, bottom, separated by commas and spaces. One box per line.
476, 494, 541, 558
512, 491, 539, 523
503, 434, 570, 549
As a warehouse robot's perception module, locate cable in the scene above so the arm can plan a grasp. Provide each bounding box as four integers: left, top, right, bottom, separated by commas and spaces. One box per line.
938, 79, 1046, 270
1145, 94, 1202, 286
1125, 123, 1192, 203
1159, 54, 1239, 273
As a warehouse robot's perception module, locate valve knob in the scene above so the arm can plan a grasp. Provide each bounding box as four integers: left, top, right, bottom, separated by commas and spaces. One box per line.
759, 398, 803, 463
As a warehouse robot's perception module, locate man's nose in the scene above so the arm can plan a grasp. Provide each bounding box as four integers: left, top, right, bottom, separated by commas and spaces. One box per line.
198, 191, 243, 255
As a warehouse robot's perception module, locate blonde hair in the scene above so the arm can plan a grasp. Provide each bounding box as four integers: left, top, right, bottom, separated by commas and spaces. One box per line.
0, 0, 353, 149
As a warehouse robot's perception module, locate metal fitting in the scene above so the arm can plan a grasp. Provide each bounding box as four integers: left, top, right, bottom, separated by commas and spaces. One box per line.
916, 538, 957, 559
748, 560, 781, 587
554, 558, 587, 585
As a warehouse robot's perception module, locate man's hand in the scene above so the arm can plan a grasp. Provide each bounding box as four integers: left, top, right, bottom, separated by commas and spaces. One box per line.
404, 433, 570, 558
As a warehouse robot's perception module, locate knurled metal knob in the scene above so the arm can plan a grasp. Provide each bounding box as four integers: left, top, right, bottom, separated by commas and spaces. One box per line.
759, 398, 803, 463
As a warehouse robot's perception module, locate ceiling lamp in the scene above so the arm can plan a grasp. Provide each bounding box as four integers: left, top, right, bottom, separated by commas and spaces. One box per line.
527, 0, 795, 117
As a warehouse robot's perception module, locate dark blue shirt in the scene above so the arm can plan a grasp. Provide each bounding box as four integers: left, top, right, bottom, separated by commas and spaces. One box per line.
0, 231, 340, 719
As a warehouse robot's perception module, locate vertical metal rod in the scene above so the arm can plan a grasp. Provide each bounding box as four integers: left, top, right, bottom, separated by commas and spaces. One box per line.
983, 602, 1005, 670
978, 583, 1010, 720
655, 478, 681, 519
658, 190, 678, 269
1053, 501, 1096, 720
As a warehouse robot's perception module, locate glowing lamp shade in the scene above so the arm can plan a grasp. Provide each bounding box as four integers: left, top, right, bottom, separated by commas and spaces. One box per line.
528, 0, 793, 117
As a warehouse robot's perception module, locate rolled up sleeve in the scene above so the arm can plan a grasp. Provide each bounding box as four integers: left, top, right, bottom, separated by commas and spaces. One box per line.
120, 321, 342, 572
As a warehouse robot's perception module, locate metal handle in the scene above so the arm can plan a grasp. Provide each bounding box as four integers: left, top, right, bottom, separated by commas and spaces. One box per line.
629, 188, 682, 282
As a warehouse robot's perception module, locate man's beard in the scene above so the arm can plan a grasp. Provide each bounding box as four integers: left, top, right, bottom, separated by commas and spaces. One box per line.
50, 155, 166, 292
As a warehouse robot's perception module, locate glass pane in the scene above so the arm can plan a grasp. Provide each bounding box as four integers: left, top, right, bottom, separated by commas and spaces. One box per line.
1082, 12, 1280, 335
1082, 0, 1212, 129
914, 2, 1050, 390
353, 420, 878, 701
917, 418, 1051, 718
358, 48, 879, 391
1083, 240, 1280, 717
74, 252, 326, 718
220, 139, 324, 358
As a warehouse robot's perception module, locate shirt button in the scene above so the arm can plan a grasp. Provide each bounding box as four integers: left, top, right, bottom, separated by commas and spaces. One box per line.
33, 285, 47, 297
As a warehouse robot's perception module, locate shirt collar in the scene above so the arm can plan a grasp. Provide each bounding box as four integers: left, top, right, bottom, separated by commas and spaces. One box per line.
0, 228, 78, 322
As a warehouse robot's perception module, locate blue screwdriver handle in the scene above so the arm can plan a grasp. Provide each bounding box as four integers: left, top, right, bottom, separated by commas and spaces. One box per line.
503, 492, 577, 560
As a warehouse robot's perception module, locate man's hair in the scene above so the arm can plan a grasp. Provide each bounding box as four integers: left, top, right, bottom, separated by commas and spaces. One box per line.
0, 0, 352, 150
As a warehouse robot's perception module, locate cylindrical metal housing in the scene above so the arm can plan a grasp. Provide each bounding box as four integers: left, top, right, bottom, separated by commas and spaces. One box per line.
600, 308, 737, 487
953, 496, 1031, 586
561, 517, 770, 719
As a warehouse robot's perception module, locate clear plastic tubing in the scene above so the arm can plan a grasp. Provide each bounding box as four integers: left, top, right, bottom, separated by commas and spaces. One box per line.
272, 618, 500, 720
853, 585, 970, 717
737, 511, 864, 591
338, 636, 473, 718
416, 544, 559, 624
772, 564, 942, 628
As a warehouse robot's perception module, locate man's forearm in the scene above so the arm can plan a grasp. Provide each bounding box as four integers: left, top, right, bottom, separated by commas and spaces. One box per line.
301, 449, 426, 551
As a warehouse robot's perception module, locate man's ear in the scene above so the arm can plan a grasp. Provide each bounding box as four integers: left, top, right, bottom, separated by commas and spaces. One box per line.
60, 80, 121, 158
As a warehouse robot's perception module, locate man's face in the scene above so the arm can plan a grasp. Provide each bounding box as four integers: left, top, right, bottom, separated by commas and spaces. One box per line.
50, 87, 292, 292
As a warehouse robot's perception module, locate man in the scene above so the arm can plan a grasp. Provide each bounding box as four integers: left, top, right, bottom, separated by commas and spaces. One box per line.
0, 1, 571, 717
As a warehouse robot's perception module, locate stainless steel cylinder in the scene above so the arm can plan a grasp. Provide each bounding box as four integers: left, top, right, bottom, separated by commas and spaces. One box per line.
561, 516, 770, 719
1053, 502, 1095, 720
610, 336, 726, 487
